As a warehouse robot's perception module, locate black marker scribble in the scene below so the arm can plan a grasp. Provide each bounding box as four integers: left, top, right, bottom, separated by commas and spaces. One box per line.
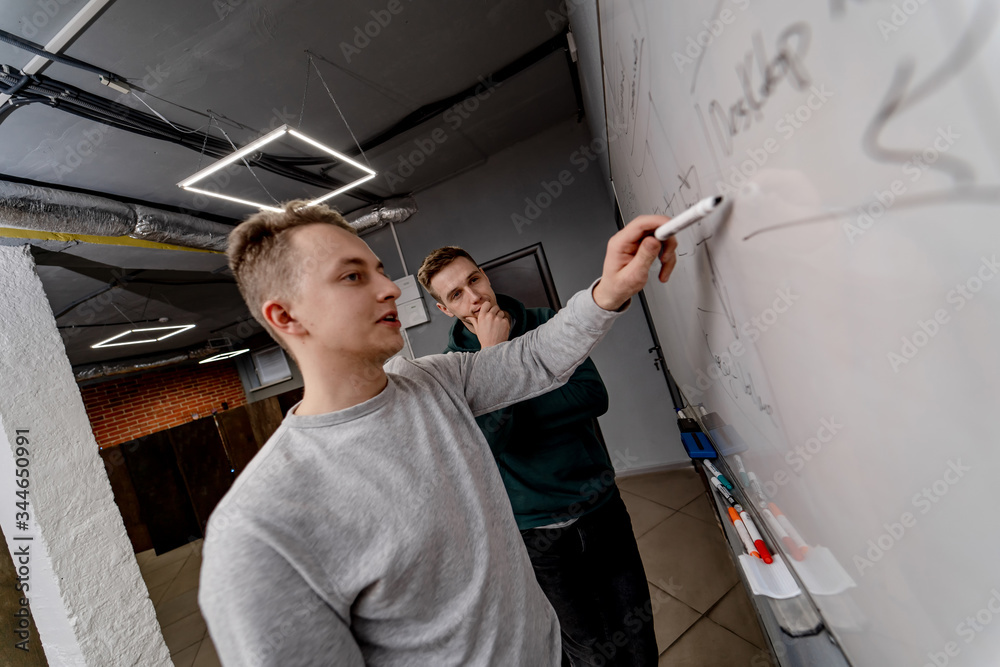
705, 23, 811, 157
742, 185, 1000, 241
862, 0, 1000, 184
830, 0, 875, 19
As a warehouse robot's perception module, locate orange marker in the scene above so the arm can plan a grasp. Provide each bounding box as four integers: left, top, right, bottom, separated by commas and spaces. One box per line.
762, 508, 805, 561
728, 507, 760, 559
768, 502, 810, 558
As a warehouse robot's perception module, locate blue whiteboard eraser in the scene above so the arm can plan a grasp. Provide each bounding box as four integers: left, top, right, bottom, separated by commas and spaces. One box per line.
681, 431, 717, 458
677, 412, 718, 458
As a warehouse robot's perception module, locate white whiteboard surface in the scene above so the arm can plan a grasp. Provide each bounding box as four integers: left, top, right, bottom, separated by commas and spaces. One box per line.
598, 1, 1000, 665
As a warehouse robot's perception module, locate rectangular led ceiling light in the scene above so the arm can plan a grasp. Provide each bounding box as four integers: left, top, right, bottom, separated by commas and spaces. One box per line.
199, 349, 250, 364
91, 324, 196, 349
177, 124, 377, 212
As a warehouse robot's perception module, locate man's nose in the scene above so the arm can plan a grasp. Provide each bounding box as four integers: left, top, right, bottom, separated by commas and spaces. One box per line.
379, 274, 402, 301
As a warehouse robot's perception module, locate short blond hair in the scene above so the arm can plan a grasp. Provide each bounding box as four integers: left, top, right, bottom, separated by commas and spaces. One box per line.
417, 246, 477, 302
227, 200, 357, 349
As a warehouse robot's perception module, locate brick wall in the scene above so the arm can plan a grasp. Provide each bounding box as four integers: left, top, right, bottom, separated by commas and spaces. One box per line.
81, 362, 248, 448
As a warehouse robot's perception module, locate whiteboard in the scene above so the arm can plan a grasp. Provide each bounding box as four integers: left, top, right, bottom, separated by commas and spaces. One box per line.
597, 1, 1000, 665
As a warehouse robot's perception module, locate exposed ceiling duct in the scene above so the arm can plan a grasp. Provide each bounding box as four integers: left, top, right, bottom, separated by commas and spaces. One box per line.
74, 344, 225, 383
0, 178, 417, 252
346, 197, 418, 234
0, 179, 233, 252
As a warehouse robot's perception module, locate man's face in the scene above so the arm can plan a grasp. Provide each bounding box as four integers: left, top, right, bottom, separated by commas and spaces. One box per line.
429, 256, 498, 334
284, 224, 403, 364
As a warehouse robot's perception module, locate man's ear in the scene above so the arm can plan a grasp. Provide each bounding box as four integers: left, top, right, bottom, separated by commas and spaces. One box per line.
262, 300, 308, 337
435, 302, 455, 318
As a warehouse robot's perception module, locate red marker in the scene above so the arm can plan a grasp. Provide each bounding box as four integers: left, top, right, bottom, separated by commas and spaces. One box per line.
740, 510, 773, 564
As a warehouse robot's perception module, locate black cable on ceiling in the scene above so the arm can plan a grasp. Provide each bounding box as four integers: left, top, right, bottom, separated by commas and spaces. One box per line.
0, 29, 120, 81
125, 277, 235, 286
351, 30, 572, 156
1, 27, 579, 208
58, 319, 167, 330
0, 68, 379, 200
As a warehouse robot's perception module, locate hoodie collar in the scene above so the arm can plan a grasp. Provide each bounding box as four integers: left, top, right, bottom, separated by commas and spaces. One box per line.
447, 293, 527, 352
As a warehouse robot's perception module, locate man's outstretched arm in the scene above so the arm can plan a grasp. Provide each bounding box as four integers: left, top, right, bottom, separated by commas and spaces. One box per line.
517, 357, 608, 430
413, 216, 678, 416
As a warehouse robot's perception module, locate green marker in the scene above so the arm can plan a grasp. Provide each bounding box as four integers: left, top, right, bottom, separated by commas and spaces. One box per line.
702, 459, 733, 490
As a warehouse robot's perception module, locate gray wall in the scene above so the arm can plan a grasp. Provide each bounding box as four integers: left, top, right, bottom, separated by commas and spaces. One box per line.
568, 0, 613, 188
363, 118, 687, 472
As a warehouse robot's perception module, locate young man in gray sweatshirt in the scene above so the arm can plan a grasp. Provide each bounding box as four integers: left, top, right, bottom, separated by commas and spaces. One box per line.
198, 200, 678, 666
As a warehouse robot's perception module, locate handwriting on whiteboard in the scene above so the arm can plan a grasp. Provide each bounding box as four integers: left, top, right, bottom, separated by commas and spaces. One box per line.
696, 23, 812, 160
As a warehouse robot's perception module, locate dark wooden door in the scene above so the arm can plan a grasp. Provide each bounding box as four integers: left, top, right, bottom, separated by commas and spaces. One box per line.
246, 396, 285, 449
216, 407, 261, 476
99, 444, 152, 553
169, 417, 236, 534
120, 432, 202, 555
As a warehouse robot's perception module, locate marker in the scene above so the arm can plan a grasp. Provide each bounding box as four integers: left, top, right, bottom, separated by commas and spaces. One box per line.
654, 195, 725, 240
747, 472, 767, 503
728, 507, 760, 559
709, 476, 736, 506
762, 508, 805, 561
733, 455, 750, 487
740, 510, 773, 564
702, 460, 733, 490
768, 502, 810, 557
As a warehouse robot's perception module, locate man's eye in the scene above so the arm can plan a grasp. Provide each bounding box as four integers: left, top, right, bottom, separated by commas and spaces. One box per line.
345, 273, 360, 282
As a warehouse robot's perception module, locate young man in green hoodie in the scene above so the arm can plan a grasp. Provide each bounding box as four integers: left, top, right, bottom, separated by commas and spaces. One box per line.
419, 248, 658, 666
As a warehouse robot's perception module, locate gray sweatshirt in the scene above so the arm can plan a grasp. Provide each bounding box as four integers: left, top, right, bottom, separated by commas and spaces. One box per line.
198, 285, 625, 666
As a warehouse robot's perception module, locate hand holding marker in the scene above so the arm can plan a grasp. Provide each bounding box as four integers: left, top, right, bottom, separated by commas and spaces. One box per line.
653, 196, 725, 240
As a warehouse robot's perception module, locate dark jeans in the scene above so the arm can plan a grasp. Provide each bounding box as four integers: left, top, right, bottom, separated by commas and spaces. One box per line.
521, 489, 659, 667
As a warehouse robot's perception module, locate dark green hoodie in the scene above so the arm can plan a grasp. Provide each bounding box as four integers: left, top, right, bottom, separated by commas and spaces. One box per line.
445, 293, 616, 530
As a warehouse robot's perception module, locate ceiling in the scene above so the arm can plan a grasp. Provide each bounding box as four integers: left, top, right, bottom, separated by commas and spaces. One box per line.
0, 0, 582, 374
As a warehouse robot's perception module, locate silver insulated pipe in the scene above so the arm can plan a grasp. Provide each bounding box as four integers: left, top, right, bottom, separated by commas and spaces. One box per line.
345, 197, 418, 233
0, 180, 234, 251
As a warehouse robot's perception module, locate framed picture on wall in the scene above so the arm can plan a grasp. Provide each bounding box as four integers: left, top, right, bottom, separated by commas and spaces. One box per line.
252, 346, 292, 386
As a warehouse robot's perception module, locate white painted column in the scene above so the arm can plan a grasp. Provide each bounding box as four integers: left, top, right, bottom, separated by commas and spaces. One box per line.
0, 245, 170, 666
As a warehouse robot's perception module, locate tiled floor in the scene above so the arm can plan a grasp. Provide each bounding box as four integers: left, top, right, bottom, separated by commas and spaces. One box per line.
135, 540, 220, 667
619, 467, 775, 666
135, 467, 770, 666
